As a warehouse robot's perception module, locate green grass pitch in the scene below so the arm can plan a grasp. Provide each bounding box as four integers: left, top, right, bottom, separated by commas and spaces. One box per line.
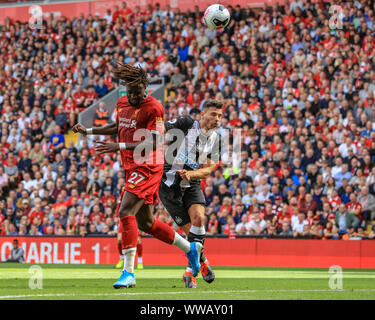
0, 264, 374, 300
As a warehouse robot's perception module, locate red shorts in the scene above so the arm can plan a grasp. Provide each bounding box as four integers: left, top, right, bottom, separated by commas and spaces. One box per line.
115, 165, 163, 218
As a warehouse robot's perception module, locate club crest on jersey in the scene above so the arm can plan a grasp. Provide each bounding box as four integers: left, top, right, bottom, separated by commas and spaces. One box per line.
130, 120, 137, 128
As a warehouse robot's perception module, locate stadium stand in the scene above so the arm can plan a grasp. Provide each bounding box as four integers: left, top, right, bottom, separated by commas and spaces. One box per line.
1, 0, 375, 241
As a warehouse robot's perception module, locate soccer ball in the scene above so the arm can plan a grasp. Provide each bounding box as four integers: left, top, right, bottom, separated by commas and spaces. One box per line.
203, 4, 230, 31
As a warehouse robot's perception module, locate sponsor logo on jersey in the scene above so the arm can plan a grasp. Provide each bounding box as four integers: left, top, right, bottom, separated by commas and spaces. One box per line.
119, 117, 135, 128
176, 151, 200, 170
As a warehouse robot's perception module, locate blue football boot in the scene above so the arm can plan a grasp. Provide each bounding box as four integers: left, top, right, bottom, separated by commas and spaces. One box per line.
113, 270, 136, 289
186, 242, 203, 277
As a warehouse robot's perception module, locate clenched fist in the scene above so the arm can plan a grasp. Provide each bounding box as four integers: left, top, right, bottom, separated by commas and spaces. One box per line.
72, 123, 88, 135
177, 169, 192, 181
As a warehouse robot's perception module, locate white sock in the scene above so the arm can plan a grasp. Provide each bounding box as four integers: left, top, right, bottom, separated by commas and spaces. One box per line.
186, 267, 192, 272
122, 254, 127, 270
138, 257, 143, 264
189, 226, 206, 264
190, 225, 205, 235
173, 232, 191, 253
122, 248, 136, 273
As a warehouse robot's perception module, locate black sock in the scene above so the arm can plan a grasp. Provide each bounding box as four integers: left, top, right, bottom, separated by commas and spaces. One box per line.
187, 232, 206, 264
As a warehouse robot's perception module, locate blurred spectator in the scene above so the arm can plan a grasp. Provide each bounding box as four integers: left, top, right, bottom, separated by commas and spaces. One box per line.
292, 212, 309, 237
309, 216, 323, 239
223, 215, 236, 235
55, 106, 68, 130
93, 102, 110, 127
334, 203, 360, 236
358, 186, 375, 224
206, 212, 221, 235
0, 166, 8, 190
95, 79, 109, 98
88, 223, 101, 235
247, 211, 266, 235
235, 213, 249, 235
279, 220, 292, 236
265, 219, 277, 236
49, 125, 65, 152
5, 239, 24, 263
324, 215, 339, 240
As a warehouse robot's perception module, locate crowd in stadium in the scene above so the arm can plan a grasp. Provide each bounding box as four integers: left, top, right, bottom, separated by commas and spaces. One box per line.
1, 0, 375, 240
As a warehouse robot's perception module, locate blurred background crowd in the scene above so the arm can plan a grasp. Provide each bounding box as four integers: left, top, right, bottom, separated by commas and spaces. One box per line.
1, 0, 375, 240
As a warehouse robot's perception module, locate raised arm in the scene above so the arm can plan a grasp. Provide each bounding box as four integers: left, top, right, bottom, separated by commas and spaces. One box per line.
95, 132, 159, 155
72, 122, 118, 136
178, 158, 217, 181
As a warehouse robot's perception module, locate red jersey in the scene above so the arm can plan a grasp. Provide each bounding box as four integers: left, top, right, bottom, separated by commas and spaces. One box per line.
328, 196, 341, 209
345, 202, 362, 219
229, 118, 242, 127
102, 195, 116, 205
116, 95, 164, 170
120, 8, 132, 19
29, 210, 45, 223
90, 212, 105, 222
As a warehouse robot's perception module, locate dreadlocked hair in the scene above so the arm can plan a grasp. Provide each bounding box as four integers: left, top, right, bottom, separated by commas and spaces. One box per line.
113, 61, 149, 87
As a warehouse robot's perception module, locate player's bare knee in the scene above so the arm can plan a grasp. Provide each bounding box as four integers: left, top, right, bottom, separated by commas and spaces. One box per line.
191, 212, 205, 227
118, 207, 133, 219
193, 217, 203, 227
188, 205, 206, 227
118, 200, 137, 219
138, 222, 152, 232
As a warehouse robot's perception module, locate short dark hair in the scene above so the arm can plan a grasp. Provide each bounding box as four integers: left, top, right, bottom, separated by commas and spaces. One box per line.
202, 99, 223, 112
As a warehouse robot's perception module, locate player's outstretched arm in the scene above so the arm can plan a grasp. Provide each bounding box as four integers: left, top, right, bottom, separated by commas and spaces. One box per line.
95, 141, 120, 154
95, 133, 159, 155
178, 158, 217, 180
72, 122, 118, 136
123, 133, 159, 151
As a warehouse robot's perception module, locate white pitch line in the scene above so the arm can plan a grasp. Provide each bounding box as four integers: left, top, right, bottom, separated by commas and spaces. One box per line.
1, 288, 375, 299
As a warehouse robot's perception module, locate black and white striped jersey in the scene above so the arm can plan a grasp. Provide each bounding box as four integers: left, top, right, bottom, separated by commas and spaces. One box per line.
162, 116, 221, 188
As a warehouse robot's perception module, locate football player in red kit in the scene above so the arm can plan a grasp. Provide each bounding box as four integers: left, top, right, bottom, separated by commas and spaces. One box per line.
73, 63, 202, 288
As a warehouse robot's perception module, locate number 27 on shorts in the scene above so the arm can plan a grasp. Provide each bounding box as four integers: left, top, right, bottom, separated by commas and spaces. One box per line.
128, 172, 146, 185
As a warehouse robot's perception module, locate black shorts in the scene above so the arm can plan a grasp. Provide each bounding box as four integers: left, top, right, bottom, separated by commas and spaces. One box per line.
159, 182, 206, 226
